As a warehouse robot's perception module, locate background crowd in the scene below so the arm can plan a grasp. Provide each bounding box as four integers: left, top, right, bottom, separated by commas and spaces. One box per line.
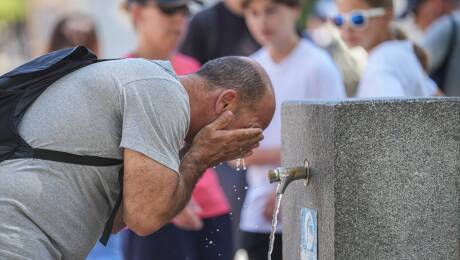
0, 0, 458, 259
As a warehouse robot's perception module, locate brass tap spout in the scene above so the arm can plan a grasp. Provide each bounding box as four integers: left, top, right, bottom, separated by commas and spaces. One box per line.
268, 160, 310, 194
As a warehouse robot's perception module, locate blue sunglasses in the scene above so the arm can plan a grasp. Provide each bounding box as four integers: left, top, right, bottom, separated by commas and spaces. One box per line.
332, 8, 386, 29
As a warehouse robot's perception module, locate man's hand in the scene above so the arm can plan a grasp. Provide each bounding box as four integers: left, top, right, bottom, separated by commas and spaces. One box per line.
188, 111, 263, 168
171, 198, 203, 231
123, 112, 264, 237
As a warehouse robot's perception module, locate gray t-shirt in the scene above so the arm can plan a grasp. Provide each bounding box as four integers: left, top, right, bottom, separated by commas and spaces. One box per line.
422, 11, 460, 96
0, 59, 190, 259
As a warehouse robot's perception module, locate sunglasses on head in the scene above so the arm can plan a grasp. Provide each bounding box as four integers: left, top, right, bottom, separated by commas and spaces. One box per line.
158, 4, 189, 15
332, 8, 386, 29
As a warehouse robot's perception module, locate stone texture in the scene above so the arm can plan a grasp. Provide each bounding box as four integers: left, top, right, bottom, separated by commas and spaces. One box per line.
281, 98, 459, 260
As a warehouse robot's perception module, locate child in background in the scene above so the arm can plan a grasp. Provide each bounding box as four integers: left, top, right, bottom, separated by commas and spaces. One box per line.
239, 0, 346, 258
333, 0, 442, 97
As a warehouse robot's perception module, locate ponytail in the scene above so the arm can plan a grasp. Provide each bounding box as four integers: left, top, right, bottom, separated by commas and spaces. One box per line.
391, 26, 430, 72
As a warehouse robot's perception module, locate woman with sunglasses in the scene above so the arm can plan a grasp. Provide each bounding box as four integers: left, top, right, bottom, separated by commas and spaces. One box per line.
239, 0, 345, 258
121, 0, 233, 259
334, 0, 442, 97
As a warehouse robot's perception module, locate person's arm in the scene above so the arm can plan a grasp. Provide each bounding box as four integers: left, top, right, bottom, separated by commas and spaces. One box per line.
123, 112, 263, 236
171, 198, 203, 230
112, 204, 126, 234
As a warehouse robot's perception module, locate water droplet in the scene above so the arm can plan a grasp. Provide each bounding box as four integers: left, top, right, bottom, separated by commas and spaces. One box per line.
216, 229, 220, 232
244, 186, 248, 190
209, 240, 213, 245
237, 197, 241, 200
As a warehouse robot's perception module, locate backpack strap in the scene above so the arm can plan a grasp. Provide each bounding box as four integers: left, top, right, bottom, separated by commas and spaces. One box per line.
99, 166, 124, 245
33, 149, 122, 166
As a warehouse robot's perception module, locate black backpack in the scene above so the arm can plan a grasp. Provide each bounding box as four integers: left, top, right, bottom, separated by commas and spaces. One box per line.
0, 46, 122, 245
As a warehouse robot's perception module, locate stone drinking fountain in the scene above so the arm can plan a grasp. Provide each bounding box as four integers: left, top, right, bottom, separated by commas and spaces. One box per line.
268, 98, 459, 260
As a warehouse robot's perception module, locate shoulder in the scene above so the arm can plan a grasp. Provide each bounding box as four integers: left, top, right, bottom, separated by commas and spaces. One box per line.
432, 12, 457, 30
297, 39, 339, 72
189, 3, 220, 25
104, 58, 179, 86
249, 48, 269, 64
367, 40, 415, 71
426, 14, 455, 39
171, 53, 201, 74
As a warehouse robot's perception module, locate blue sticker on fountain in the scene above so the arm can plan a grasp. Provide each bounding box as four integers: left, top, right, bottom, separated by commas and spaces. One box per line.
300, 208, 317, 260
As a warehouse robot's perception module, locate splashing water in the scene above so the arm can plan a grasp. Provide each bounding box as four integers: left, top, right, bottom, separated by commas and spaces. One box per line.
268, 184, 283, 260
235, 158, 247, 171
213, 162, 224, 169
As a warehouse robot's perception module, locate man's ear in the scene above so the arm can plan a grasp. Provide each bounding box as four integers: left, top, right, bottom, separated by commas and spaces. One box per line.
215, 89, 238, 114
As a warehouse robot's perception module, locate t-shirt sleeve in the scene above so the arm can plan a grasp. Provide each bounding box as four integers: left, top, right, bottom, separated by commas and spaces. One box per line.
119, 78, 189, 174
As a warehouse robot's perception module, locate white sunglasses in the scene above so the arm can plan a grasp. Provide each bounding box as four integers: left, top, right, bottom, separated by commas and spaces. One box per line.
332, 8, 386, 29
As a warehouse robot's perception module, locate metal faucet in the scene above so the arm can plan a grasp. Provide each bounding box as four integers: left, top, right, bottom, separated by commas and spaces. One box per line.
268, 160, 310, 194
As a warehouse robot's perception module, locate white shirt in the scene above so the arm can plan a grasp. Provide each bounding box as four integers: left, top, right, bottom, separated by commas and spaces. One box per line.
240, 39, 345, 233
357, 40, 437, 98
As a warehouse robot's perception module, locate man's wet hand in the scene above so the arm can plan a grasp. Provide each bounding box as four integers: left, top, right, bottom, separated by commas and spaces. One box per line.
188, 111, 263, 168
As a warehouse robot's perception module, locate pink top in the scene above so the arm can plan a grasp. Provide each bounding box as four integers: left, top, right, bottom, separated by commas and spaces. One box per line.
125, 52, 230, 218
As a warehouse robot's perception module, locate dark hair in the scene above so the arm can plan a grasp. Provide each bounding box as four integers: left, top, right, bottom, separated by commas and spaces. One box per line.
391, 27, 429, 72
242, 0, 301, 9
197, 57, 269, 105
48, 14, 99, 55
362, 0, 393, 8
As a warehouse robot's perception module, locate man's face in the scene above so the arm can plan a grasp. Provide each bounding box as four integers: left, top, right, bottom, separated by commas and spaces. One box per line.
226, 93, 276, 132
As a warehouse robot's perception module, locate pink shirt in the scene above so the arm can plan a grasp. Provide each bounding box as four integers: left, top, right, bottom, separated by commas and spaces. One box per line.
125, 52, 230, 218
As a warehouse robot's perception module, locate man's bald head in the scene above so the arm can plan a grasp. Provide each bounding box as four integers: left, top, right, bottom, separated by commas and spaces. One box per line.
196, 56, 274, 107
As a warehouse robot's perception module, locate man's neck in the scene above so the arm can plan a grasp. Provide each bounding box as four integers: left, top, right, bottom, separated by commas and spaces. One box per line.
268, 34, 299, 64
180, 75, 216, 143
135, 38, 172, 60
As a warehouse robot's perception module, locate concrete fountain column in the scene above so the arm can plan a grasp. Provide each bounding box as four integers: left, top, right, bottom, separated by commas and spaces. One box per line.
281, 98, 459, 259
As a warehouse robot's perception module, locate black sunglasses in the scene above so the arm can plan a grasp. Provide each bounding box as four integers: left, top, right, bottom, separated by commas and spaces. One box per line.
158, 5, 190, 15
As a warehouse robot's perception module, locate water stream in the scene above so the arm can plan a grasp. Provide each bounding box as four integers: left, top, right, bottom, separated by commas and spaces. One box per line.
268, 183, 283, 260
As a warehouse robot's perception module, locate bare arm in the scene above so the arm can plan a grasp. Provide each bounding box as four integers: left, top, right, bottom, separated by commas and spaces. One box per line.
123, 111, 263, 236
122, 147, 207, 236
